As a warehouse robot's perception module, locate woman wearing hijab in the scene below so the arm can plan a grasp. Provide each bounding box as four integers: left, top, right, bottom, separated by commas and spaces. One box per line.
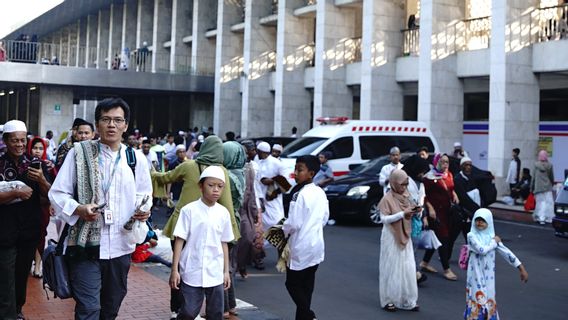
419, 153, 460, 281
379, 169, 420, 312
27, 137, 56, 278
530, 150, 555, 225
152, 135, 239, 319
464, 209, 528, 320
222, 141, 246, 318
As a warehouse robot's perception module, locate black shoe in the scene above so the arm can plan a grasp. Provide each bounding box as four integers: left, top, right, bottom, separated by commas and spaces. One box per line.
417, 272, 428, 284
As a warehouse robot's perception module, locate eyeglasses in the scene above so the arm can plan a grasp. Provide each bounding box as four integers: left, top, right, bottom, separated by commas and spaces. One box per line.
99, 117, 126, 125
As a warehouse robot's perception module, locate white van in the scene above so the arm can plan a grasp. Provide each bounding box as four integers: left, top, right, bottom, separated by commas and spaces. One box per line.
280, 118, 440, 179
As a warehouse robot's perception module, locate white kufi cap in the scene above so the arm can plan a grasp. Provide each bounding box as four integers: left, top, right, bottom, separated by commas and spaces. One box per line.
176, 144, 186, 151
3, 120, 27, 133
199, 165, 225, 183
460, 156, 473, 166
272, 144, 283, 152
453, 142, 462, 147
257, 141, 271, 153
198, 135, 204, 142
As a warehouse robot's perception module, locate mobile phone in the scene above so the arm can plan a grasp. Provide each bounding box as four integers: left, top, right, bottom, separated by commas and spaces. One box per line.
30, 161, 41, 170
413, 205, 422, 211
93, 203, 107, 212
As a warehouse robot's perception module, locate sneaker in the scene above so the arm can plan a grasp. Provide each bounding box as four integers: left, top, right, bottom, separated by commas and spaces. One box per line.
170, 311, 178, 320
327, 219, 336, 226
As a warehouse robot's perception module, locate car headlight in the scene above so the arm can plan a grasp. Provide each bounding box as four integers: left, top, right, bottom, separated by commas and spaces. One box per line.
556, 206, 568, 214
346, 186, 370, 198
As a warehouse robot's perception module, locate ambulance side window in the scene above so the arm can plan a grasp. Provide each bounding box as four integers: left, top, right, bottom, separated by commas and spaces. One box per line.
321, 137, 354, 159
359, 136, 395, 159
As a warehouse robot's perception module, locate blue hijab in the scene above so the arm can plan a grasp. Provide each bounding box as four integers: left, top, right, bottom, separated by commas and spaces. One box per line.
468, 208, 495, 246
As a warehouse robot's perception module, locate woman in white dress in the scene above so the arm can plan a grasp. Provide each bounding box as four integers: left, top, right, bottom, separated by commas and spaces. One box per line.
464, 208, 528, 320
379, 169, 420, 312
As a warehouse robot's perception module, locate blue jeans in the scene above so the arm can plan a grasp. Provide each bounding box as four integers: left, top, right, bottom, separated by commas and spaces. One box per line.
178, 282, 224, 320
68, 254, 131, 320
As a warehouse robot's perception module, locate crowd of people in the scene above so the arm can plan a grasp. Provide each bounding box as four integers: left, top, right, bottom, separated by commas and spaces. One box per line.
0, 99, 558, 320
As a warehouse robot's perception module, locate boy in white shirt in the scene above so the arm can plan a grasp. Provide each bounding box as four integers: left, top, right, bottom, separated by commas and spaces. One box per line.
169, 166, 234, 320
283, 155, 329, 320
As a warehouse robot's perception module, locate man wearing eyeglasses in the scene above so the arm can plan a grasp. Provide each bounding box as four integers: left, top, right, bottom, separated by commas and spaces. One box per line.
49, 98, 153, 320
0, 120, 52, 320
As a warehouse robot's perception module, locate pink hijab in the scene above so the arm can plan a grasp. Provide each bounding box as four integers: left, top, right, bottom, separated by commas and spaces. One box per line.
538, 150, 548, 162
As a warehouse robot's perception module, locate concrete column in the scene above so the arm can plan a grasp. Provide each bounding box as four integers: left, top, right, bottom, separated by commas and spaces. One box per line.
360, 0, 405, 120
213, 0, 243, 135
192, 0, 218, 74
78, 18, 87, 67
122, 0, 138, 54
136, 0, 154, 50
417, 0, 465, 153
67, 25, 74, 67
488, 0, 540, 194
241, 0, 277, 137
97, 8, 111, 69
274, 0, 314, 136
109, 3, 123, 68
38, 86, 74, 141
313, 0, 356, 124
190, 94, 214, 130
152, 0, 172, 73
171, 0, 192, 72
86, 15, 98, 68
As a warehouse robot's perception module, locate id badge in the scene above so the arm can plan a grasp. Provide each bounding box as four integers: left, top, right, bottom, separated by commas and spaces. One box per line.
104, 210, 114, 225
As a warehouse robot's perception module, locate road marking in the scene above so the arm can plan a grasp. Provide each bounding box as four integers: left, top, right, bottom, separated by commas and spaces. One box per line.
495, 219, 552, 230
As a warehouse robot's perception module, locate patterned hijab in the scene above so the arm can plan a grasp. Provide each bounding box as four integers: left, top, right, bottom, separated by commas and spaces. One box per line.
425, 153, 448, 180
223, 141, 246, 209
196, 135, 224, 166
378, 169, 413, 246
468, 208, 495, 246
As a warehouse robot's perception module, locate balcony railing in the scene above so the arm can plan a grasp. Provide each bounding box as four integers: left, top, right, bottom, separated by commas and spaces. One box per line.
533, 4, 568, 42
402, 28, 420, 56
249, 50, 276, 80
0, 39, 211, 75
461, 16, 491, 51
272, 0, 279, 14
306, 0, 317, 5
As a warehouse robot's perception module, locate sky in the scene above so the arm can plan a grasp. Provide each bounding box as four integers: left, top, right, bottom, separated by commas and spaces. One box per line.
0, 0, 64, 38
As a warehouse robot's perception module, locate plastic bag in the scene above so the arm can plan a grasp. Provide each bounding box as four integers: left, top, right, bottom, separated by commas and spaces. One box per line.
411, 215, 423, 238
524, 192, 535, 211
416, 230, 442, 250
126, 220, 149, 245
458, 244, 469, 270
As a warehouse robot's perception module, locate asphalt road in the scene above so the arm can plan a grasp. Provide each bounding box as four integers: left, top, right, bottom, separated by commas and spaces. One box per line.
233, 220, 568, 320
149, 205, 567, 320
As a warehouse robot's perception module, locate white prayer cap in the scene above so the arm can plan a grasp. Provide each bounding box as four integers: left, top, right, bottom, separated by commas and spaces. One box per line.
272, 144, 283, 152
3, 120, 27, 133
198, 135, 204, 142
453, 141, 462, 148
257, 141, 271, 153
178, 130, 185, 136
176, 144, 186, 151
460, 156, 473, 166
199, 165, 225, 183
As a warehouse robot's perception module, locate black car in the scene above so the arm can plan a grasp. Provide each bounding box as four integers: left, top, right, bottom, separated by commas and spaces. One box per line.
553, 180, 568, 238
323, 154, 400, 224
323, 154, 497, 224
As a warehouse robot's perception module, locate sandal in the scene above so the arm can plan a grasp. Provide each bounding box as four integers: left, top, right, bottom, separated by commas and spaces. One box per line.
383, 303, 397, 312
444, 269, 458, 281
229, 308, 238, 316
410, 305, 420, 312
417, 272, 428, 284
238, 268, 248, 279
419, 262, 438, 273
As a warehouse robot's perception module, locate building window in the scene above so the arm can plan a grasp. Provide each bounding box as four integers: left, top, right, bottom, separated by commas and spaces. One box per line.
464, 92, 489, 121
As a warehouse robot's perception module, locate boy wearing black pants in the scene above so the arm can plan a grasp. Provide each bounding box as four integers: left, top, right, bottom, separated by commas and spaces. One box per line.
282, 155, 329, 320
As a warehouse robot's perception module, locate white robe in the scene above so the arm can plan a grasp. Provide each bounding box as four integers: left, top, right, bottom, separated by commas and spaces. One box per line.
379, 211, 418, 310
258, 155, 286, 231
464, 236, 521, 320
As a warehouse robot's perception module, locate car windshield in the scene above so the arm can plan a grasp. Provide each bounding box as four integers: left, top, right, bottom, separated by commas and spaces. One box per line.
351, 157, 389, 175
281, 137, 327, 158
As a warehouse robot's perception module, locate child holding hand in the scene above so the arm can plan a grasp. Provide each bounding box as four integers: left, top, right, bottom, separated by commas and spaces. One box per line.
170, 166, 234, 320
464, 208, 528, 320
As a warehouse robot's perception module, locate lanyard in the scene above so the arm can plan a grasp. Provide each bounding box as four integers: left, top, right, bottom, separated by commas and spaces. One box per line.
98, 143, 122, 201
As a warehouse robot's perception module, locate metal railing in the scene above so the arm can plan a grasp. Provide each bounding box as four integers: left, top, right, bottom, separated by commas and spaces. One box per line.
272, 0, 279, 14
402, 28, 420, 56
248, 50, 276, 80
306, 0, 317, 5
532, 4, 568, 42
462, 16, 491, 50
220, 56, 244, 83
0, 39, 210, 75
326, 37, 361, 68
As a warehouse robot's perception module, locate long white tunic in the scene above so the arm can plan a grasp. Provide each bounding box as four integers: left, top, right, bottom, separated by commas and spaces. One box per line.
464, 236, 521, 320
379, 163, 404, 195
257, 155, 287, 231
379, 211, 418, 310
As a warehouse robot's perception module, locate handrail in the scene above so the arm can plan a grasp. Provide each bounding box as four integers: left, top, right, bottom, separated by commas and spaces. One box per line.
532, 3, 568, 43
461, 16, 491, 51
401, 28, 420, 56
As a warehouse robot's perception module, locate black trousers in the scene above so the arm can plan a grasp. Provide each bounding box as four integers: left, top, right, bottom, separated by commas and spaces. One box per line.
285, 265, 319, 320
0, 241, 37, 319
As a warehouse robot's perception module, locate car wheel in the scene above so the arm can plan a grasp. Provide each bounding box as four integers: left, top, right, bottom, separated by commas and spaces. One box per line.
365, 200, 380, 225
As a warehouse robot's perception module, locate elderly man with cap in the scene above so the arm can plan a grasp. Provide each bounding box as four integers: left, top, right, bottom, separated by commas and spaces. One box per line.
0, 120, 52, 320
271, 144, 283, 160
452, 142, 468, 160
379, 146, 404, 195
55, 118, 95, 169
453, 156, 481, 240
256, 141, 287, 232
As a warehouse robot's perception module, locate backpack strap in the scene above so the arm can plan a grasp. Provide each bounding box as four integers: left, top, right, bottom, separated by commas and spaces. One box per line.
125, 147, 137, 178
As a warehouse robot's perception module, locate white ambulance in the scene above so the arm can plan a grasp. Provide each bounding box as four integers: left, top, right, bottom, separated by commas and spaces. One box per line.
280, 117, 440, 179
